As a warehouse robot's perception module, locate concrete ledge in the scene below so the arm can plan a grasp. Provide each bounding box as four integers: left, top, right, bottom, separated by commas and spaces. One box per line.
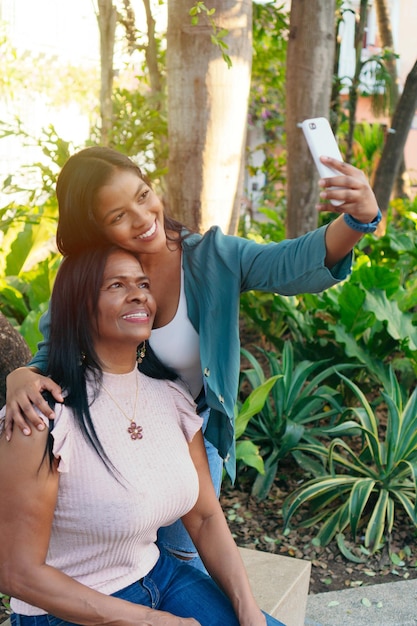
239, 547, 311, 626
305, 578, 417, 626
1, 548, 311, 626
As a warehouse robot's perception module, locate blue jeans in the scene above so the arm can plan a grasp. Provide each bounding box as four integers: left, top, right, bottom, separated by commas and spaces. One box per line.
11, 553, 285, 626
157, 407, 224, 573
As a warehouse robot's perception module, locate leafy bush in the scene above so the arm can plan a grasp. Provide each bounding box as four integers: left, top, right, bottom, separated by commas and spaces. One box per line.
237, 342, 359, 499
239, 199, 417, 392
282, 368, 417, 554
0, 124, 68, 350
350, 121, 385, 178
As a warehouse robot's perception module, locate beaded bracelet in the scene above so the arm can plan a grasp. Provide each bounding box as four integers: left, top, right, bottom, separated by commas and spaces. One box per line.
343, 207, 382, 233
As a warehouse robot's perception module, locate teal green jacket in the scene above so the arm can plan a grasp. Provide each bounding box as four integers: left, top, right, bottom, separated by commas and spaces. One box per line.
30, 225, 352, 480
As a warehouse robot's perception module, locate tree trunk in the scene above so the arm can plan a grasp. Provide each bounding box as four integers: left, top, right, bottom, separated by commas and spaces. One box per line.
373, 59, 417, 212
166, 0, 252, 234
0, 313, 32, 407
345, 0, 368, 163
142, 0, 163, 98
374, 0, 408, 199
97, 0, 117, 145
286, 0, 336, 238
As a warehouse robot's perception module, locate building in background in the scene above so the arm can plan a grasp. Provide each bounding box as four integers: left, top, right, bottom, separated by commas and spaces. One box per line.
245, 0, 417, 213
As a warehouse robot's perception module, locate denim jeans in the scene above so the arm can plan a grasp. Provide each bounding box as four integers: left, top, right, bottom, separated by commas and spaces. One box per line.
157, 406, 224, 573
11, 553, 285, 626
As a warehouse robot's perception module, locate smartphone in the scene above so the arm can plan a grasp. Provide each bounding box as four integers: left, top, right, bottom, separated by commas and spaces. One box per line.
300, 117, 344, 206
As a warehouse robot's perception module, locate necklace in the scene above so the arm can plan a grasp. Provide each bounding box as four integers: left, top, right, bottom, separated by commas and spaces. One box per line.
101, 372, 143, 440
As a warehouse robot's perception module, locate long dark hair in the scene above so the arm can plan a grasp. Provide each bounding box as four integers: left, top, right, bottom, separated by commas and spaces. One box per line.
48, 245, 117, 469
56, 146, 190, 256
47, 244, 178, 473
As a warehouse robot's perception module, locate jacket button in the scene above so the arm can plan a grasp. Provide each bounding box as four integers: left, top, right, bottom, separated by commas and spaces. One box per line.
218, 394, 224, 403
204, 367, 210, 377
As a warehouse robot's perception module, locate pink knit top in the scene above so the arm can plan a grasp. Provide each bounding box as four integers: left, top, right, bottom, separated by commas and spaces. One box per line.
2, 368, 202, 616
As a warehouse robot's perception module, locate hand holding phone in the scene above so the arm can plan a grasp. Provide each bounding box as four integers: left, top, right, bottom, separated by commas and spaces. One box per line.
300, 117, 344, 206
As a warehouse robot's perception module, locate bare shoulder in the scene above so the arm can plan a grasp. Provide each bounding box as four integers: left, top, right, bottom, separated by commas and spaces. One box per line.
0, 423, 51, 476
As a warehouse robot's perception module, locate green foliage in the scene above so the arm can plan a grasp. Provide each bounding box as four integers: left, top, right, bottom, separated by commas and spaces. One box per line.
247, 2, 289, 204
100, 87, 168, 189
0, 121, 74, 201
188, 2, 231, 68
282, 369, 417, 554
250, 2, 288, 131
237, 342, 359, 499
240, 206, 286, 242
0, 591, 10, 616
239, 201, 417, 392
360, 48, 399, 116
0, 124, 68, 350
0, 201, 60, 350
350, 121, 385, 178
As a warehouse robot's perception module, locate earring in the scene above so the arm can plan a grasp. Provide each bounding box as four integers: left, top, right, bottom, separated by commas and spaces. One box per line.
137, 341, 146, 364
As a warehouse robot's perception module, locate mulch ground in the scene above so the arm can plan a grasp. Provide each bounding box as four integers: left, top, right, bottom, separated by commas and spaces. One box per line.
220, 462, 417, 596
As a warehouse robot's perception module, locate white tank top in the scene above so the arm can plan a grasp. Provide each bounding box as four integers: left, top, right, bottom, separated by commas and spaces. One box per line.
149, 264, 203, 399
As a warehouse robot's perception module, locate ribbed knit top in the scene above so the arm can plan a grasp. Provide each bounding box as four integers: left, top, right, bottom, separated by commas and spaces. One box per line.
4, 369, 202, 616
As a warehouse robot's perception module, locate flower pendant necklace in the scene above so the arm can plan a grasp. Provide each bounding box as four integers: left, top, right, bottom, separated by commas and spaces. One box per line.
102, 372, 143, 440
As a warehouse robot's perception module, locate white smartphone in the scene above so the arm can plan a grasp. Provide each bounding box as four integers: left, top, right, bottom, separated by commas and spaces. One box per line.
300, 117, 344, 206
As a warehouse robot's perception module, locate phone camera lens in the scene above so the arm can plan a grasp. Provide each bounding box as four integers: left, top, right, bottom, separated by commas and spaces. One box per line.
309, 122, 316, 129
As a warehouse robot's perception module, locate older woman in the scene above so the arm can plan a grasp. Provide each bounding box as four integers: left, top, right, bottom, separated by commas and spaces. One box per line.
0, 245, 284, 626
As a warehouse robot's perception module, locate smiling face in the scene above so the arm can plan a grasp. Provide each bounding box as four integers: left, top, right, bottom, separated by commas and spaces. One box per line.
93, 249, 156, 371
93, 169, 167, 256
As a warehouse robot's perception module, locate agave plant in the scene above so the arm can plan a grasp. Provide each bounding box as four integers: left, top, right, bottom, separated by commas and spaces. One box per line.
237, 342, 359, 499
282, 368, 417, 553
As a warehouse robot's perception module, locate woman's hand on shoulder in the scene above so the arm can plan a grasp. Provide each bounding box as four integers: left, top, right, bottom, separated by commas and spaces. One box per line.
5, 367, 63, 440
317, 157, 379, 223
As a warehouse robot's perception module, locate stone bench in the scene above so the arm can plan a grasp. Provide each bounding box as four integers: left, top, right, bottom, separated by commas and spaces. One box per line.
1, 547, 311, 626
239, 547, 311, 626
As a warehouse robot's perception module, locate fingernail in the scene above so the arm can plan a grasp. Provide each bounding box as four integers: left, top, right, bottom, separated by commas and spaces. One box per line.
6, 435, 10, 442
37, 423, 46, 431
23, 428, 31, 436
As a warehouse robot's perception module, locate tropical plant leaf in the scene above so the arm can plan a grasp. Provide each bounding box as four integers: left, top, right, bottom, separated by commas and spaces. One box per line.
363, 290, 417, 351
235, 440, 264, 474
235, 375, 281, 438
365, 489, 389, 549
336, 533, 367, 563
348, 478, 375, 539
